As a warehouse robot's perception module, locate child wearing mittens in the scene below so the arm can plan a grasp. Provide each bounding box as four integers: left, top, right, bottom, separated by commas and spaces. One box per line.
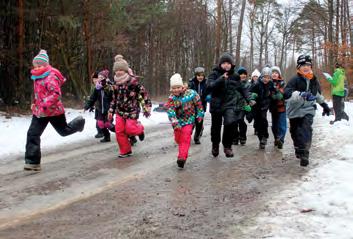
166, 73, 204, 169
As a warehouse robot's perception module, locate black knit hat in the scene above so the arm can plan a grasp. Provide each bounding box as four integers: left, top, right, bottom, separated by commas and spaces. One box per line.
297, 55, 312, 68
218, 53, 234, 66
237, 66, 248, 75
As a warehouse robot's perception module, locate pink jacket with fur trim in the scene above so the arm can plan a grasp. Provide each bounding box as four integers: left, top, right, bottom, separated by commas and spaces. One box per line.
32, 67, 66, 117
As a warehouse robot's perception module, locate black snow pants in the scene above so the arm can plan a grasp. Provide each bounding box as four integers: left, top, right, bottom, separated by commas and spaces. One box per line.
25, 114, 85, 164
332, 95, 349, 122
289, 114, 314, 159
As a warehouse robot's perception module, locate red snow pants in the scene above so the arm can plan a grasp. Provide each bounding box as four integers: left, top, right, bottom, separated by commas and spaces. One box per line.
174, 124, 193, 161
115, 115, 144, 154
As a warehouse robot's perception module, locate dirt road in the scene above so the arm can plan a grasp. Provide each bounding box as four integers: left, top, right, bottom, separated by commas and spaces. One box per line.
0, 115, 332, 238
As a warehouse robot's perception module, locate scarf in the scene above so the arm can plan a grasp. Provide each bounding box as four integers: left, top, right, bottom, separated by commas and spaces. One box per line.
114, 73, 130, 85
297, 69, 314, 80
31, 65, 52, 80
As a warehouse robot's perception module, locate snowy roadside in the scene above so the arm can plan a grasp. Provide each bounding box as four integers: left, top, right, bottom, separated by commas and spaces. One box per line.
242, 102, 353, 238
0, 105, 169, 161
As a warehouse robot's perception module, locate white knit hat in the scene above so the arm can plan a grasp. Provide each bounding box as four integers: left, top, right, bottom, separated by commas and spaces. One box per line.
170, 73, 183, 88
251, 69, 261, 78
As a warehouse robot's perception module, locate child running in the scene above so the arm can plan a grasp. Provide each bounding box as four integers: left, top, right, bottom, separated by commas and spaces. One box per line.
166, 73, 204, 168
24, 50, 85, 171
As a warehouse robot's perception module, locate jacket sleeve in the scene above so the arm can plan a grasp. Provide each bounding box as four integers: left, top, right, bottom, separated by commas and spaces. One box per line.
109, 86, 117, 113
193, 93, 205, 119
327, 70, 341, 86
138, 84, 152, 114
284, 77, 297, 100
166, 96, 180, 128
205, 72, 224, 95
84, 89, 98, 110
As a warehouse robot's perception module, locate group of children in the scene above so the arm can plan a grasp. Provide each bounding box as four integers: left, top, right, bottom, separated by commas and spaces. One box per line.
24, 49, 349, 171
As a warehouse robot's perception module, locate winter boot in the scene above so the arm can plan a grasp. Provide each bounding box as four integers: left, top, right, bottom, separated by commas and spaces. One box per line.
240, 138, 246, 146
300, 156, 309, 167
224, 148, 234, 158
259, 137, 267, 149
212, 144, 219, 157
277, 140, 284, 149
100, 136, 111, 143
24, 163, 41, 172
69, 116, 85, 132
118, 151, 132, 158
129, 136, 137, 146
95, 132, 104, 138
274, 139, 279, 146
177, 159, 186, 169
194, 135, 201, 145
138, 132, 145, 141
232, 138, 239, 145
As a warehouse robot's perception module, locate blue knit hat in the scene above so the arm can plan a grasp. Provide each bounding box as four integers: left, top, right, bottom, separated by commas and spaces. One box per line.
33, 49, 49, 66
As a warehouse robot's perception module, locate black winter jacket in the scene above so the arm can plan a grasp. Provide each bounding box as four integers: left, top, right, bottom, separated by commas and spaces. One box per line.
206, 66, 249, 114
84, 85, 113, 120
189, 77, 207, 111
250, 79, 277, 112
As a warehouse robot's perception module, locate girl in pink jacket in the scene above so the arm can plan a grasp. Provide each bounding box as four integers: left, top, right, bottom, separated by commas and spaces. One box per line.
24, 50, 85, 171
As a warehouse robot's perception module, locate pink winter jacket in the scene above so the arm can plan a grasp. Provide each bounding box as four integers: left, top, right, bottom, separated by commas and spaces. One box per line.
31, 67, 66, 117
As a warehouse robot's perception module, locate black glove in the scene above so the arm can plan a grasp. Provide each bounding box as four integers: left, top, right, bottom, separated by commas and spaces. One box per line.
89, 107, 95, 112
321, 103, 331, 116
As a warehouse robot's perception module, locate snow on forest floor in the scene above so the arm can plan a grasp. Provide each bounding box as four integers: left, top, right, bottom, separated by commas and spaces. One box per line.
0, 104, 169, 160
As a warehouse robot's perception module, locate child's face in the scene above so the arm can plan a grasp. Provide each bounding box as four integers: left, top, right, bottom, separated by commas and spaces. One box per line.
92, 77, 98, 84
239, 74, 247, 81
272, 71, 280, 80
196, 74, 205, 82
299, 64, 312, 74
262, 75, 271, 84
33, 65, 45, 70
252, 76, 258, 82
171, 86, 184, 96
220, 62, 232, 71
115, 70, 126, 77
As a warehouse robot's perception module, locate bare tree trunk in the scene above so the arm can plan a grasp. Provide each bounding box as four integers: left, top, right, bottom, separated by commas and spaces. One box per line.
82, 0, 92, 80
228, 0, 233, 53
17, 0, 25, 101
216, 0, 222, 60
249, 4, 255, 70
235, 0, 246, 66
328, 0, 334, 73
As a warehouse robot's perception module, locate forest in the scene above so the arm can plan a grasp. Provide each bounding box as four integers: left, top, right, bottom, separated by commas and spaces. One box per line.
1, 0, 353, 108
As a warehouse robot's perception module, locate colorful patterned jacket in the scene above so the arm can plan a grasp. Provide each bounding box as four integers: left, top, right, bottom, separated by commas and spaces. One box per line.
109, 76, 151, 119
166, 89, 204, 129
31, 66, 66, 118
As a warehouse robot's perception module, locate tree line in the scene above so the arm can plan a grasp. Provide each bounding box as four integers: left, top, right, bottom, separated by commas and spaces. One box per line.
1, 0, 352, 108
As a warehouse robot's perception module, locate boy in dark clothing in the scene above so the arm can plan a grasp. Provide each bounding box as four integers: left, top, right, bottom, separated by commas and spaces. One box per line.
250, 67, 279, 149
233, 67, 251, 146
284, 55, 331, 166
206, 53, 252, 157
188, 66, 207, 144
84, 69, 114, 142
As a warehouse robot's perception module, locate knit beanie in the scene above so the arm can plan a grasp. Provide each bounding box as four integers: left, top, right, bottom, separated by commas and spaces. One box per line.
271, 66, 281, 77
194, 67, 205, 75
261, 67, 272, 77
98, 69, 109, 79
113, 59, 129, 73
237, 66, 248, 75
218, 52, 235, 66
33, 49, 49, 67
297, 55, 312, 68
251, 69, 261, 78
170, 73, 183, 88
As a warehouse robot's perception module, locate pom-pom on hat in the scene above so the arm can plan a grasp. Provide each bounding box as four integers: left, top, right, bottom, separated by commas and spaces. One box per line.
33, 49, 49, 67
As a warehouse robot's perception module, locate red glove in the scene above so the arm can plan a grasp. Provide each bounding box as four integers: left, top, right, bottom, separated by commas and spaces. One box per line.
196, 117, 203, 123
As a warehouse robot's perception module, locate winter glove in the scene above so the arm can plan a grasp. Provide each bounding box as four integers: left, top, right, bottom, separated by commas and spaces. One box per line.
95, 82, 103, 90
321, 103, 331, 116
250, 93, 258, 100
272, 92, 283, 100
323, 72, 332, 80
243, 105, 252, 112
205, 94, 211, 103
89, 107, 94, 112
196, 117, 203, 123
300, 92, 317, 101
143, 111, 151, 118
